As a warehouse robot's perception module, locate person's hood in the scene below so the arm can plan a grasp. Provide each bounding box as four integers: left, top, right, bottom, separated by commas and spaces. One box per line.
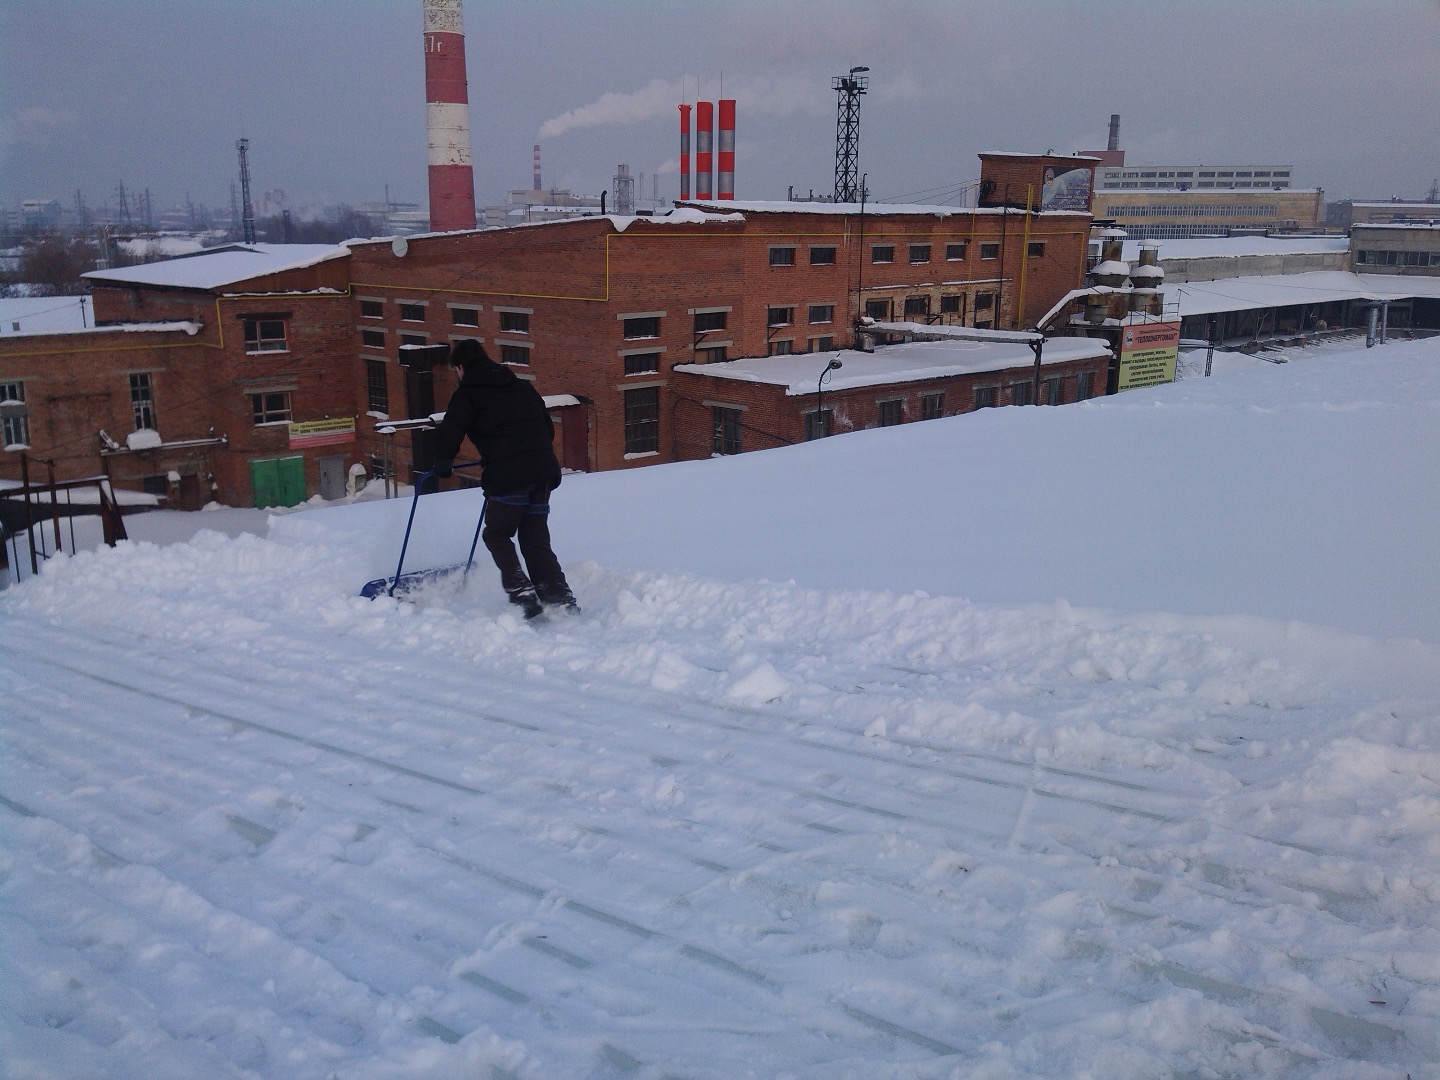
459, 357, 520, 388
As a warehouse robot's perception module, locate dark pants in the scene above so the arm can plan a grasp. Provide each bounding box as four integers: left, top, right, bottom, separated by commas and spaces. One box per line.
483, 484, 573, 605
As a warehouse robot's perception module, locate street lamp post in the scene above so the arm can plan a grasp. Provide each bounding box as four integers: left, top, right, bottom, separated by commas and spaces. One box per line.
814, 356, 842, 439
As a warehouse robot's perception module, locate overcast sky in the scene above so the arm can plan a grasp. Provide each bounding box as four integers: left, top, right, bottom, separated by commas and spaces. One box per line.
3, 0, 1438, 222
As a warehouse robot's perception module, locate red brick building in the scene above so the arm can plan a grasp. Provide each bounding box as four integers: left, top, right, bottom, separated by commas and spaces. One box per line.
349, 190, 1092, 479
2, 155, 1104, 508
669, 334, 1112, 458
1, 245, 355, 508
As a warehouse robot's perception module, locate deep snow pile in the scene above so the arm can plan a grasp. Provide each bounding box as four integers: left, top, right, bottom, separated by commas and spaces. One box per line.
2, 337, 1438, 1078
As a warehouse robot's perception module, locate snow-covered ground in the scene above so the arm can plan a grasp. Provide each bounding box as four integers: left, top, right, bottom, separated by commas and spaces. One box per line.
3, 336, 1438, 1078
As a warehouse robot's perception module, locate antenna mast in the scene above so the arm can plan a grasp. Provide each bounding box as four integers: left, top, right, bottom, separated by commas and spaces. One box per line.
832, 67, 869, 203
237, 137, 257, 244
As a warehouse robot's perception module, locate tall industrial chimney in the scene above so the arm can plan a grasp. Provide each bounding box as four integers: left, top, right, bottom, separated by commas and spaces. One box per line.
678, 104, 691, 201
533, 144, 542, 191
717, 99, 735, 200
423, 0, 477, 232
1107, 113, 1121, 153
695, 100, 713, 201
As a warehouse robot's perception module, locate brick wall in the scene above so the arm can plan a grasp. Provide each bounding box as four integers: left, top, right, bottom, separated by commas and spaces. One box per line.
349, 207, 1093, 478
670, 355, 1110, 460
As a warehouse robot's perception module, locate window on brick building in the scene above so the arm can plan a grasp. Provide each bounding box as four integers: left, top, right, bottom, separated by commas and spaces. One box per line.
921, 393, 945, 420
945, 242, 967, 261
129, 373, 156, 430
366, 359, 389, 413
808, 336, 834, 353
974, 385, 997, 409
623, 386, 659, 454
1077, 371, 1095, 400
623, 352, 660, 375
361, 329, 386, 349
499, 310, 530, 333
871, 245, 894, 264
360, 300, 383, 319
808, 304, 834, 324
909, 244, 931, 264
693, 310, 727, 333
243, 317, 287, 353
1011, 381, 1034, 406
809, 246, 837, 265
400, 333, 427, 347
768, 339, 793, 356
698, 345, 728, 364
399, 303, 426, 322
904, 296, 929, 320
499, 343, 531, 366
805, 408, 833, 441
1043, 376, 1064, 405
451, 306, 480, 326
623, 315, 661, 339
766, 306, 793, 326
1028, 241, 1046, 258
940, 294, 963, 317
1, 380, 29, 447
980, 243, 1000, 260
251, 391, 293, 425
864, 298, 892, 321
769, 246, 796, 267
712, 407, 741, 456
975, 292, 994, 311
877, 399, 902, 426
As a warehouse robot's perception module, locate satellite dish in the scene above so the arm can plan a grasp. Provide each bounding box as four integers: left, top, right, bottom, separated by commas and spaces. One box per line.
391, 236, 409, 258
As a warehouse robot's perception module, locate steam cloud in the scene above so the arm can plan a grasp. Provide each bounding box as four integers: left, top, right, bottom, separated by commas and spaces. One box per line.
538, 74, 827, 140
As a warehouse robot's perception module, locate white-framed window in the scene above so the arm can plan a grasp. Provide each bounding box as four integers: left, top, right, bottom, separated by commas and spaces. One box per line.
979, 243, 999, 260
1, 380, 28, 446
498, 309, 531, 333
359, 299, 384, 319
129, 372, 157, 430
621, 313, 662, 339
909, 244, 931, 264
450, 306, 481, 327
808, 304, 833, 324
399, 302, 426, 322
622, 351, 661, 375
871, 244, 894, 264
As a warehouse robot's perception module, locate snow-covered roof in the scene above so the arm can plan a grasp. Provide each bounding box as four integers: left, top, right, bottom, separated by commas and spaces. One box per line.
1122, 235, 1350, 261
1162, 270, 1440, 318
0, 295, 93, 334
680, 200, 1088, 219
83, 243, 348, 290
674, 337, 1109, 396
864, 320, 1042, 345
978, 151, 1100, 161
1352, 221, 1440, 231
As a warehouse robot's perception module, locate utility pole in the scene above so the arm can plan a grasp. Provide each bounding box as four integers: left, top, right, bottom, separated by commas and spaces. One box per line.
832, 67, 869, 203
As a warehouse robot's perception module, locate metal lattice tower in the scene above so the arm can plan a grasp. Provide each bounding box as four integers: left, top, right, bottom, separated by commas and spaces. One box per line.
832, 67, 868, 203
236, 138, 257, 244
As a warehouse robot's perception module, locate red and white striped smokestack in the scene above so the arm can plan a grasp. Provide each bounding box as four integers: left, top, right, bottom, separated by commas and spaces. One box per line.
695, 100, 713, 201
678, 104, 691, 201
717, 99, 735, 200
423, 0, 476, 232
533, 144, 542, 191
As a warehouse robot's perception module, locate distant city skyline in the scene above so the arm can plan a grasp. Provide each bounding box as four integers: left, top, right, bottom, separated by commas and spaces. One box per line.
2, 0, 1438, 223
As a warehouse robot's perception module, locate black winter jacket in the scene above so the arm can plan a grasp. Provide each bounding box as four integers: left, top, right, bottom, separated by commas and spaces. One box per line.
434, 357, 561, 495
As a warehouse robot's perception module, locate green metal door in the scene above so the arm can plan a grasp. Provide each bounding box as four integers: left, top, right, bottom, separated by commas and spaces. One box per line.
249, 456, 306, 508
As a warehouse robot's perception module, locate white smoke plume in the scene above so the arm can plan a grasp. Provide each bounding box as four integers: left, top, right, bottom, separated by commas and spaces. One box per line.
538, 74, 827, 140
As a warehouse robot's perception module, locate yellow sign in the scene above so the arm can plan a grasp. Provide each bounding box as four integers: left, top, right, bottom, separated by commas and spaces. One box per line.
1117, 320, 1180, 391
288, 417, 356, 448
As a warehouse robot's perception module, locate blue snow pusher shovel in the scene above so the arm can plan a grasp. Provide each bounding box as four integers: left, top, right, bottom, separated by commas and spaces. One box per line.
361, 462, 486, 599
